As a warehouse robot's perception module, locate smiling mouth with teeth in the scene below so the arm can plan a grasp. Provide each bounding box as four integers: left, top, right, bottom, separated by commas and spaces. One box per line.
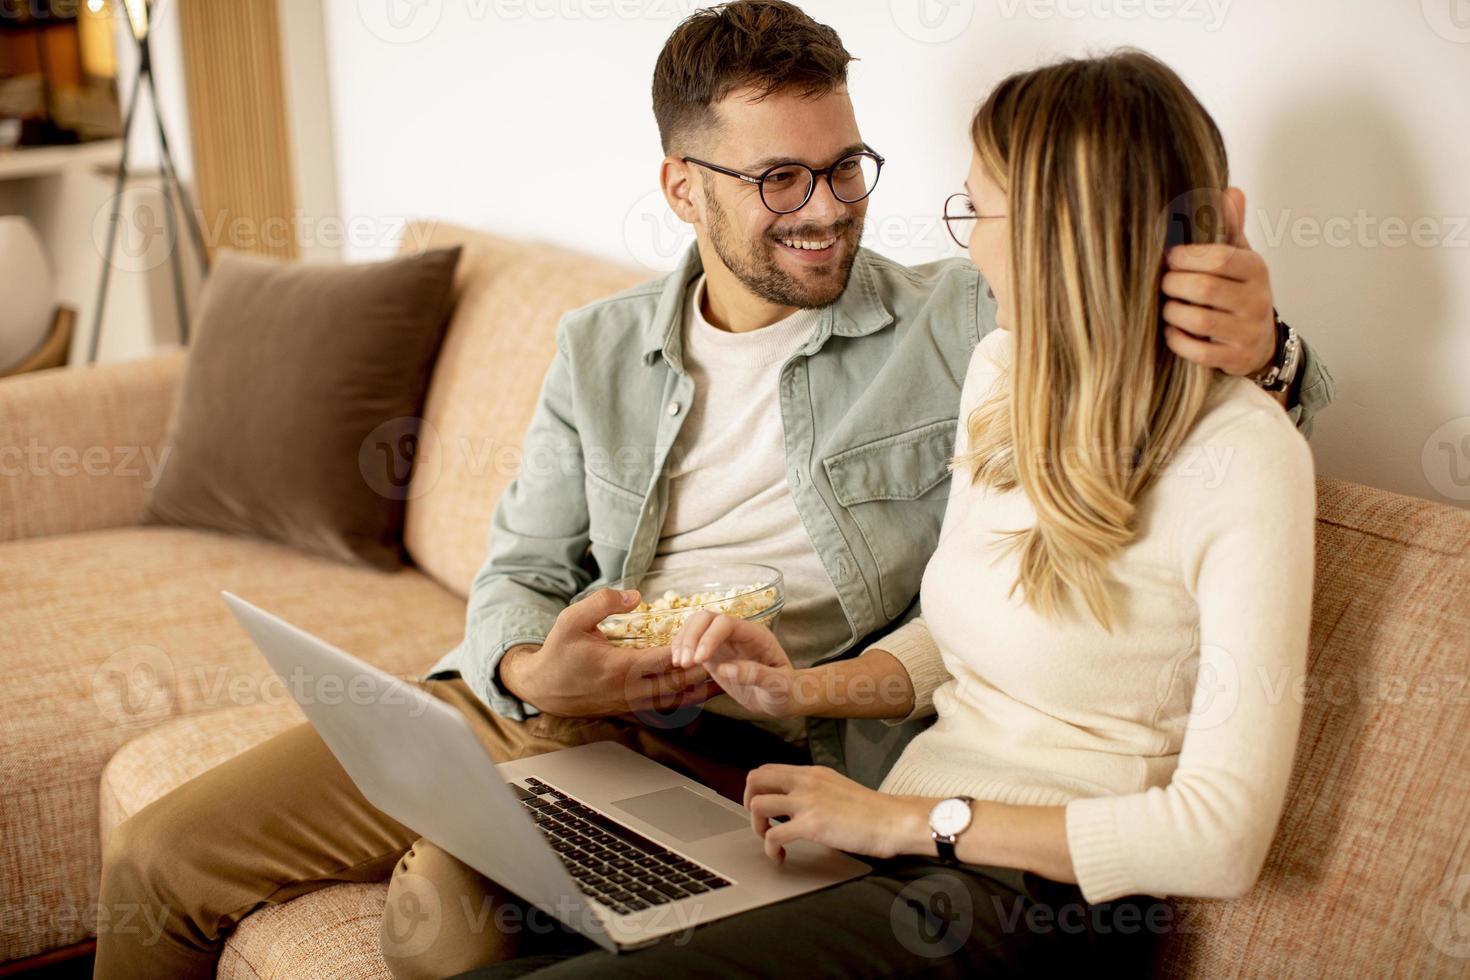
777, 237, 838, 251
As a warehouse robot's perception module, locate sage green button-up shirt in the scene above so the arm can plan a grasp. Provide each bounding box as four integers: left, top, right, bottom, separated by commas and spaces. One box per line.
429, 242, 1333, 788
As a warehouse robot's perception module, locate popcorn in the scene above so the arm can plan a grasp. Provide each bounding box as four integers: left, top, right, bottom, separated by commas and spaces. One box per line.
596, 584, 781, 649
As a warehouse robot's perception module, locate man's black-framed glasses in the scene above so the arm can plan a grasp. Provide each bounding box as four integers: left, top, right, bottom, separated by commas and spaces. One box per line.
682, 147, 885, 214
943, 192, 1006, 248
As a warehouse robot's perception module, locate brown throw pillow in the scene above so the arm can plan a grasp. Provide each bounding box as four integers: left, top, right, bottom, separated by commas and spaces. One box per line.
145, 246, 462, 570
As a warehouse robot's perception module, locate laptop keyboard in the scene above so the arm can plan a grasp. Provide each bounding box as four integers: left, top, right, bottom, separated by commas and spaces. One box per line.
516, 776, 733, 916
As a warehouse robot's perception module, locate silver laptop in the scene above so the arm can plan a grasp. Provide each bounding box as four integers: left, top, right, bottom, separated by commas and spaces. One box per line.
221, 591, 869, 953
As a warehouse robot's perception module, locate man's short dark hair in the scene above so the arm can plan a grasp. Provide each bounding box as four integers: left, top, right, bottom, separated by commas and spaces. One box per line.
652, 0, 855, 155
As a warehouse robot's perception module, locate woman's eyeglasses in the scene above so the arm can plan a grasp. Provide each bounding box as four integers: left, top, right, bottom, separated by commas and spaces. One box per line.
943, 192, 1007, 248
682, 148, 885, 215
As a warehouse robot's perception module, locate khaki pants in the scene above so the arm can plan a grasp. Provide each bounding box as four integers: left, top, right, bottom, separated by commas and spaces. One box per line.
93, 678, 806, 980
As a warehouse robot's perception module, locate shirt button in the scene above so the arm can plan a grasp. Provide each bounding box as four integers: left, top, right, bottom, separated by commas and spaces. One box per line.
837, 558, 850, 578
667, 402, 682, 417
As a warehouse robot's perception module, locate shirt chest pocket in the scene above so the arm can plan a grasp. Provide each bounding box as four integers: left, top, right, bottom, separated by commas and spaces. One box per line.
585, 471, 645, 551
822, 418, 957, 621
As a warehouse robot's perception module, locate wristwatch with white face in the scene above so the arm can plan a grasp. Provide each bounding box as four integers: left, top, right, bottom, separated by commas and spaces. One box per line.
929, 796, 975, 864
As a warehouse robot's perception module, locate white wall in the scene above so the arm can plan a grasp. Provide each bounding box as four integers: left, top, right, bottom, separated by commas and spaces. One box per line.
317, 0, 1470, 507
277, 0, 347, 263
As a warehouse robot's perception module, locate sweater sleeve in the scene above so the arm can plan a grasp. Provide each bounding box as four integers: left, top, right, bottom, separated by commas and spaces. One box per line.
1064, 399, 1316, 903
871, 617, 949, 725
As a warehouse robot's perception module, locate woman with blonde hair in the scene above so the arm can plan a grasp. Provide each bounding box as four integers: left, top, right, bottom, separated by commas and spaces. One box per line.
465, 49, 1315, 978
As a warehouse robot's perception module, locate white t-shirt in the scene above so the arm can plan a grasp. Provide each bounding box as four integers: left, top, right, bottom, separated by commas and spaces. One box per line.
649, 276, 850, 742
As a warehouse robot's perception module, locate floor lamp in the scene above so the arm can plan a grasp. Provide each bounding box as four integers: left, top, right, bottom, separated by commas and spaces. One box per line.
87, 0, 209, 363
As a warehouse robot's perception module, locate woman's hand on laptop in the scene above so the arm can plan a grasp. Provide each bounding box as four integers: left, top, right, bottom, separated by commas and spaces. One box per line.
499, 588, 721, 717
743, 764, 923, 862
670, 612, 805, 719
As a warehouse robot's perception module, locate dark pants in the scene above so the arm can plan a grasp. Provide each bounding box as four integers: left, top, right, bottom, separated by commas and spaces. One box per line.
451, 857, 1169, 979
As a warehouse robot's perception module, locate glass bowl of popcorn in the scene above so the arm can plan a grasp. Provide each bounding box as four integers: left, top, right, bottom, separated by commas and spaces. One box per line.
579, 563, 785, 649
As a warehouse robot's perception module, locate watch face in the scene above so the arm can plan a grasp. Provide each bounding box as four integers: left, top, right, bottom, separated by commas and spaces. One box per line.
930, 797, 973, 838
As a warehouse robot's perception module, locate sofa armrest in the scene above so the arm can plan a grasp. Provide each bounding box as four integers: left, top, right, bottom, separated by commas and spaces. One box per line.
0, 350, 187, 542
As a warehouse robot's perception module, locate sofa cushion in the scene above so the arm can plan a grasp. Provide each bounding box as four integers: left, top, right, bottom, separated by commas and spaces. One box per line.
1154, 479, 1470, 978
0, 350, 186, 544
220, 883, 393, 980
394, 223, 647, 597
145, 247, 462, 571
0, 525, 466, 962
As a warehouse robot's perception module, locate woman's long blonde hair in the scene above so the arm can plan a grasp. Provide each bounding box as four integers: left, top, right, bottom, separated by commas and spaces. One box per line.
955, 50, 1227, 630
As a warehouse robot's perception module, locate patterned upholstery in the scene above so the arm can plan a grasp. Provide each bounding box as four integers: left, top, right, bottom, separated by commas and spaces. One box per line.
219, 884, 393, 980
1153, 479, 1470, 978
397, 221, 648, 598
0, 350, 186, 543
0, 526, 465, 962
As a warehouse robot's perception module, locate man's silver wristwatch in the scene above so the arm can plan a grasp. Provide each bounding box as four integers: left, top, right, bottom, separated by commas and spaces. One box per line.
929, 796, 975, 865
1253, 311, 1301, 393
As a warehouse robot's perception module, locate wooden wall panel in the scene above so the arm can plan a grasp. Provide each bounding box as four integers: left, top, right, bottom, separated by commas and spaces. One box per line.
177, 0, 297, 260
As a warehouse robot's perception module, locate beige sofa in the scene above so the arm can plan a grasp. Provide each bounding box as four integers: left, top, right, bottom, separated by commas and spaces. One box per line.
2, 223, 1467, 978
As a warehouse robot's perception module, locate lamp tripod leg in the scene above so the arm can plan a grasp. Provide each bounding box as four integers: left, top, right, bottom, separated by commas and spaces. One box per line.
144, 72, 189, 349
144, 66, 209, 278
86, 62, 144, 364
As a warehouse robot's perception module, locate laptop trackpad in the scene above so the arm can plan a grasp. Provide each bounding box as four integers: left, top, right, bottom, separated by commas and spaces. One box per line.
611, 786, 748, 843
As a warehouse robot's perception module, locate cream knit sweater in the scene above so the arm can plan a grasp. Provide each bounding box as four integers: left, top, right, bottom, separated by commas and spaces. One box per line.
875, 328, 1316, 904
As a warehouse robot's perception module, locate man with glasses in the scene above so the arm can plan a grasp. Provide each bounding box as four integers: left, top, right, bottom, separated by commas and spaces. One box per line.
94, 3, 1333, 979
681, 144, 885, 216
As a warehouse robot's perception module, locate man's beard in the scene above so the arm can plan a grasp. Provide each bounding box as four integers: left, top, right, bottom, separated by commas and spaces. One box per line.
704, 190, 863, 310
